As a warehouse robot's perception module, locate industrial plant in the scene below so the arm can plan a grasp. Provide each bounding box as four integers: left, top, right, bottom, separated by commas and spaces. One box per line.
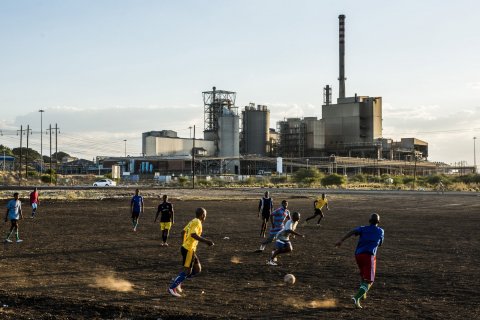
98, 14, 460, 180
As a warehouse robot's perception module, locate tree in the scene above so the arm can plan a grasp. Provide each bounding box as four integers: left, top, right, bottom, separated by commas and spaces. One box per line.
0, 145, 14, 156
52, 151, 70, 160
293, 168, 323, 184
321, 174, 346, 186
12, 147, 42, 162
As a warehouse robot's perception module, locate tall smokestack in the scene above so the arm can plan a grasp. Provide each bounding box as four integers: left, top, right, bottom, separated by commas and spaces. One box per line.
338, 14, 346, 99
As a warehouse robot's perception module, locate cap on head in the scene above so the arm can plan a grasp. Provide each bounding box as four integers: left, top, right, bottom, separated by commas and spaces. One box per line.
369, 213, 380, 224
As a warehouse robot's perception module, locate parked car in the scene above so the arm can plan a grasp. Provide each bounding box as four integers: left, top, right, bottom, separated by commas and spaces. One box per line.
93, 179, 116, 187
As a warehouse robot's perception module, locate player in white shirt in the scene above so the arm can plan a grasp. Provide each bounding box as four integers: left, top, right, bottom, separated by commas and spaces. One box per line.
4, 192, 24, 243
267, 211, 304, 266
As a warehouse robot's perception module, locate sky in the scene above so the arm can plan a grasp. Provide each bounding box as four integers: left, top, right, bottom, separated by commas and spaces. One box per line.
0, 0, 479, 165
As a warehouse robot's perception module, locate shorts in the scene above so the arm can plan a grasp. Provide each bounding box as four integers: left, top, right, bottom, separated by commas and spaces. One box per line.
131, 212, 140, 219
181, 246, 198, 269
355, 253, 377, 282
31, 203, 38, 210
261, 211, 270, 220
264, 232, 278, 244
160, 222, 172, 230
275, 239, 292, 250
314, 208, 324, 216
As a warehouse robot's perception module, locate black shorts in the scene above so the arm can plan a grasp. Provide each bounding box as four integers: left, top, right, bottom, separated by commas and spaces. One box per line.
181, 246, 198, 270
131, 212, 140, 219
261, 211, 270, 220
314, 208, 324, 216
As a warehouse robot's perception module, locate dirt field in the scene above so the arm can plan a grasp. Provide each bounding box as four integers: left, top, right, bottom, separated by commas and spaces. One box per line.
1, 190, 479, 319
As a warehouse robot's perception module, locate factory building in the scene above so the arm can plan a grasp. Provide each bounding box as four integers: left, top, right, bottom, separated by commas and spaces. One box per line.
203, 87, 240, 174
144, 133, 215, 157
240, 104, 270, 156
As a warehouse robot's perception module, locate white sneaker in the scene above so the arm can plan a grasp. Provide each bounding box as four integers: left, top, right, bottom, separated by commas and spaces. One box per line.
259, 244, 266, 251
4, 239, 13, 243
266, 259, 277, 266
271, 251, 277, 262
352, 297, 362, 309
176, 284, 183, 293
168, 287, 182, 297
16, 239, 23, 243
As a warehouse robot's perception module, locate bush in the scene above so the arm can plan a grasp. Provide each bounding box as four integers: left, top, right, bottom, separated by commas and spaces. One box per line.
321, 174, 346, 186
392, 176, 403, 186
41, 174, 56, 183
294, 168, 323, 184
27, 171, 39, 177
270, 175, 288, 184
350, 174, 367, 183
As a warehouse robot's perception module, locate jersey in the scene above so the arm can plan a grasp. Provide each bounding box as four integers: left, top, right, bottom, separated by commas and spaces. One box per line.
7, 199, 22, 220
131, 195, 144, 213
276, 219, 298, 242
182, 218, 203, 251
258, 197, 273, 214
354, 225, 384, 256
158, 202, 174, 222
314, 198, 328, 210
270, 207, 290, 235
30, 191, 39, 204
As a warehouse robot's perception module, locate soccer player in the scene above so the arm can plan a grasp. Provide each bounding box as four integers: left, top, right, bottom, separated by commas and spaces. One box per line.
30, 187, 40, 218
4, 192, 24, 243
335, 213, 384, 309
130, 189, 144, 231
258, 191, 273, 238
258, 200, 290, 252
168, 207, 214, 297
305, 193, 329, 225
267, 211, 305, 266
154, 194, 175, 246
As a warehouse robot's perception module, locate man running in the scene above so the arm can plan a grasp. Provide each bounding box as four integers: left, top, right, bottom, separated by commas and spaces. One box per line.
335, 213, 384, 309
30, 187, 40, 218
4, 192, 24, 243
258, 191, 273, 238
130, 189, 144, 231
267, 211, 304, 266
258, 200, 290, 252
154, 194, 175, 246
306, 193, 329, 225
168, 207, 214, 297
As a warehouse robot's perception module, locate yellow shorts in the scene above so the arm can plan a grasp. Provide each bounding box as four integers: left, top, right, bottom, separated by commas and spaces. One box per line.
160, 222, 172, 230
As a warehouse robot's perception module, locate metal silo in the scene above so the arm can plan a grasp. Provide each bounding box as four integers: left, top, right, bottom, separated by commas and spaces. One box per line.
241, 105, 269, 156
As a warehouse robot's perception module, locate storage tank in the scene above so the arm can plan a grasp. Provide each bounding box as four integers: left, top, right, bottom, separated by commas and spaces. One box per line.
241, 105, 269, 156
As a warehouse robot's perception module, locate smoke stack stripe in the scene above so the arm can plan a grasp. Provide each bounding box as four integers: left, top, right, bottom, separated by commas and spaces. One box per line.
338, 14, 346, 99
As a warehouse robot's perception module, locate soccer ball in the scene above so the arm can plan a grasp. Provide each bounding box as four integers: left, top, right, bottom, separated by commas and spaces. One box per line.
284, 274, 296, 285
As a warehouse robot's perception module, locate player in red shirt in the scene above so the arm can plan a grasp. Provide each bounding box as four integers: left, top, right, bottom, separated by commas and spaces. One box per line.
30, 187, 40, 218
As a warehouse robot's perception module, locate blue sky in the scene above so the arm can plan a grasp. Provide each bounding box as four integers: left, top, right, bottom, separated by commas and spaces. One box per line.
1, 0, 479, 164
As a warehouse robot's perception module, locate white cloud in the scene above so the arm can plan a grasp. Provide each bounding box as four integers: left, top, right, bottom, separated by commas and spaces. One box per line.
467, 82, 480, 89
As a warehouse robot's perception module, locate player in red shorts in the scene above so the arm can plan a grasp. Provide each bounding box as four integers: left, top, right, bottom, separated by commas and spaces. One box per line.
336, 213, 384, 309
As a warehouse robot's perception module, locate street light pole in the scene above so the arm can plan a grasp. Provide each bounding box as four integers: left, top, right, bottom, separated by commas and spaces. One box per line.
306, 159, 309, 170
474, 137, 477, 174
39, 109, 44, 173
124, 139, 127, 157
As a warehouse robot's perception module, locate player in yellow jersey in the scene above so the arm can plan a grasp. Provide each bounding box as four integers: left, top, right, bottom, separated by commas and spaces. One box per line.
305, 193, 330, 225
168, 207, 214, 297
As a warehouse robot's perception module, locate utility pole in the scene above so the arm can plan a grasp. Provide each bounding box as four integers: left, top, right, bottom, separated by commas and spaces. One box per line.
474, 137, 477, 174
47, 124, 52, 184
39, 109, 45, 173
54, 123, 59, 185
17, 125, 24, 184
192, 125, 196, 189
124, 139, 127, 157
25, 125, 32, 179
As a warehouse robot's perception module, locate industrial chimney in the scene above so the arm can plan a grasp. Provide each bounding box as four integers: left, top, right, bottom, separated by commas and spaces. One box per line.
338, 14, 346, 99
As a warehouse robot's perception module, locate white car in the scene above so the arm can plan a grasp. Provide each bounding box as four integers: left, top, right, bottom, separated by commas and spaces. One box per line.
93, 179, 116, 187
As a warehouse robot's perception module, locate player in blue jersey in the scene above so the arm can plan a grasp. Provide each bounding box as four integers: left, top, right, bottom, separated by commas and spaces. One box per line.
258, 191, 273, 238
130, 189, 144, 231
257, 200, 290, 252
336, 213, 384, 309
4, 192, 24, 243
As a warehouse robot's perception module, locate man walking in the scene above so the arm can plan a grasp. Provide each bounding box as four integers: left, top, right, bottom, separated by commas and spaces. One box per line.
5, 192, 24, 243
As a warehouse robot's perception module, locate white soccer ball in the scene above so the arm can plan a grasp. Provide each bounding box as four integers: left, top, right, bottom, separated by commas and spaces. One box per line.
284, 274, 296, 285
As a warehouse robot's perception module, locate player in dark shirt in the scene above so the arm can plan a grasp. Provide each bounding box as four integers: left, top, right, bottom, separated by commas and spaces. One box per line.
258, 191, 273, 238
154, 194, 175, 246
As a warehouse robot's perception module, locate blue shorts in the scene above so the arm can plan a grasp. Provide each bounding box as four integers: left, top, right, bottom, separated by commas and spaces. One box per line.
32, 203, 38, 210
275, 239, 292, 250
